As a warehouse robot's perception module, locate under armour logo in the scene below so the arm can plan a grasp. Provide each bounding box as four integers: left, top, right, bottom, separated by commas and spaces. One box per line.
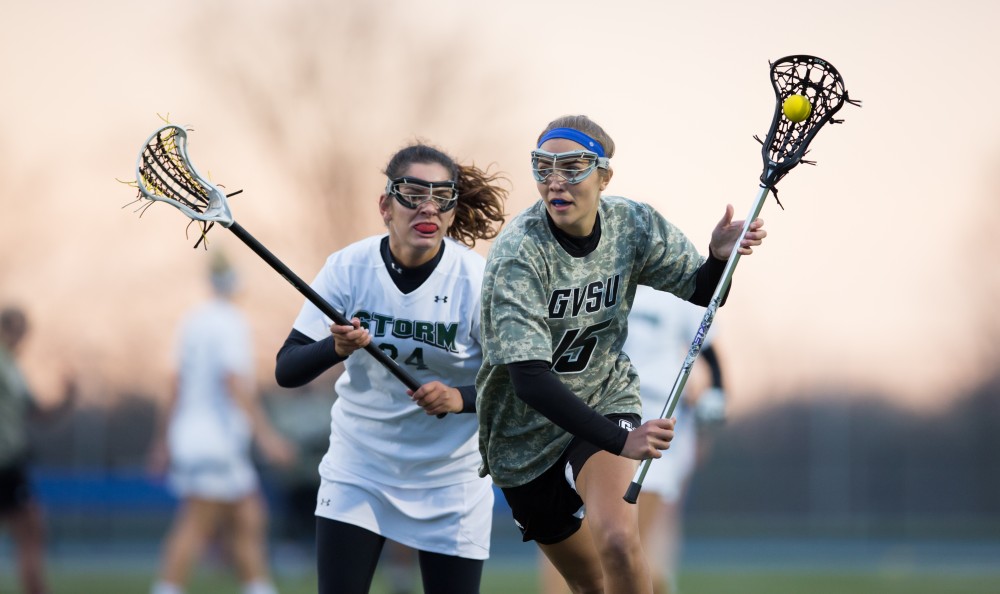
390, 262, 403, 274
434, 296, 448, 303
619, 419, 635, 432
319, 498, 331, 506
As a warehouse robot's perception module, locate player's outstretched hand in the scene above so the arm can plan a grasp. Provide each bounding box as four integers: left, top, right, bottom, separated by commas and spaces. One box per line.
409, 381, 463, 416
330, 317, 372, 357
709, 204, 767, 259
620, 417, 675, 460
258, 429, 297, 468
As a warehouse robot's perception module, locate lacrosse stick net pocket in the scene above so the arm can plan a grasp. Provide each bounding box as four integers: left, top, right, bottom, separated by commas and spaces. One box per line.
131, 124, 235, 247
759, 55, 861, 189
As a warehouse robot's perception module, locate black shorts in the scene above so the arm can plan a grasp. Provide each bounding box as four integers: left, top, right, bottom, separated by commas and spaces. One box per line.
0, 460, 33, 514
499, 413, 640, 545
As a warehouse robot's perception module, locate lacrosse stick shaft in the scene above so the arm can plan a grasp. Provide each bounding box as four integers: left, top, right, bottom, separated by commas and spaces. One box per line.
226, 222, 423, 392
624, 184, 771, 504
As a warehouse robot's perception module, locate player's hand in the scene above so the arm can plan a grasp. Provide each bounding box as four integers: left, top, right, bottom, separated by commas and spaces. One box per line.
330, 317, 372, 357
258, 430, 297, 468
709, 204, 767, 259
620, 417, 675, 460
409, 381, 462, 416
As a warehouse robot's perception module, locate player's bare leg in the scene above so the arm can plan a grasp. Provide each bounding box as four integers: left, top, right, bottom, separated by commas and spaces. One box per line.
538, 519, 603, 594
8, 500, 49, 594
158, 498, 222, 586
227, 493, 276, 590
575, 451, 652, 594
638, 493, 681, 594
541, 452, 652, 594
538, 550, 571, 594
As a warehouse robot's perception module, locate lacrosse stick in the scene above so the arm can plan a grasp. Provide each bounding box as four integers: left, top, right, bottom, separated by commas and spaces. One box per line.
129, 124, 436, 407
624, 55, 860, 504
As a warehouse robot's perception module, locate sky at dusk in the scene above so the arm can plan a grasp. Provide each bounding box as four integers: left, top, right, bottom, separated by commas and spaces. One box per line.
1, 0, 997, 415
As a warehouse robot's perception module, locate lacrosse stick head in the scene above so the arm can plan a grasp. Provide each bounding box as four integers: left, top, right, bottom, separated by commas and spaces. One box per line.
760, 55, 856, 188
134, 125, 234, 236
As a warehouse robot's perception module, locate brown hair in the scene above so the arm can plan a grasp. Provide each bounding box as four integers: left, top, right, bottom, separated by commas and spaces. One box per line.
383, 144, 507, 247
536, 115, 617, 159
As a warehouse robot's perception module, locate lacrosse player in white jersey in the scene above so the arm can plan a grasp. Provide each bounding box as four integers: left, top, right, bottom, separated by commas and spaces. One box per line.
625, 286, 727, 594
275, 143, 506, 594
149, 256, 295, 594
477, 115, 765, 594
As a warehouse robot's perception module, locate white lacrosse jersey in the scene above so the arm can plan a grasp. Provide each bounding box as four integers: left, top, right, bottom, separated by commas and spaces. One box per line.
625, 285, 716, 422
168, 298, 256, 498
293, 236, 485, 489
624, 285, 716, 500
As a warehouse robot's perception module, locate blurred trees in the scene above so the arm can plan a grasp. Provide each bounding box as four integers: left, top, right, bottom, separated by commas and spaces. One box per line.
191, 0, 518, 254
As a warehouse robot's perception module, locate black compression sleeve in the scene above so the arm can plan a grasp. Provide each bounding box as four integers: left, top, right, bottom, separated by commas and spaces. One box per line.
457, 385, 477, 413
700, 344, 725, 389
689, 252, 731, 306
507, 360, 628, 455
274, 329, 347, 388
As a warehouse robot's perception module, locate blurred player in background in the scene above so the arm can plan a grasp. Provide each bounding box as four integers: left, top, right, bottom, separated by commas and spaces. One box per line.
629, 287, 727, 594
148, 255, 295, 594
381, 540, 418, 594
0, 305, 77, 594
539, 285, 728, 594
274, 143, 506, 594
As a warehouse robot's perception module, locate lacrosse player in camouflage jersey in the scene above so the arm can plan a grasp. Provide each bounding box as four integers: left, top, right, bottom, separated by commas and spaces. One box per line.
476, 115, 766, 594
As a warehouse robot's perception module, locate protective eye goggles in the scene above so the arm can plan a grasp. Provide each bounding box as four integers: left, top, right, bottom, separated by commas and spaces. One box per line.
530, 149, 610, 184
386, 176, 458, 212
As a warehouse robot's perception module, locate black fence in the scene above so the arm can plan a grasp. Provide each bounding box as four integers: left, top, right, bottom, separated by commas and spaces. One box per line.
25, 374, 1000, 545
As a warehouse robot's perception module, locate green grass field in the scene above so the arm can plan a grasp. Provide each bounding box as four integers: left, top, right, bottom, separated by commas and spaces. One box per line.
3, 567, 999, 594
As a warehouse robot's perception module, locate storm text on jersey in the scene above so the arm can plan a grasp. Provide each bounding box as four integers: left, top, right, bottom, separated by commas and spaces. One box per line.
354, 310, 459, 353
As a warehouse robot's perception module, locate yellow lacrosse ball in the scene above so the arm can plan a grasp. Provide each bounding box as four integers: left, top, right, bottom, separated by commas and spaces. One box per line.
782, 94, 812, 123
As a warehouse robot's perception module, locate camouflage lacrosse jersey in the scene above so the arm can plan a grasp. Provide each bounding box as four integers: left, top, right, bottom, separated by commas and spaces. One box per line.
476, 196, 707, 488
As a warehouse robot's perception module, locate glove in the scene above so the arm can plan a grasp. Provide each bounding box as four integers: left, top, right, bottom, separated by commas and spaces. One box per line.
694, 387, 726, 426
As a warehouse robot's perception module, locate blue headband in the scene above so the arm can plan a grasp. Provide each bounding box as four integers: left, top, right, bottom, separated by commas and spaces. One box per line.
537, 127, 606, 158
